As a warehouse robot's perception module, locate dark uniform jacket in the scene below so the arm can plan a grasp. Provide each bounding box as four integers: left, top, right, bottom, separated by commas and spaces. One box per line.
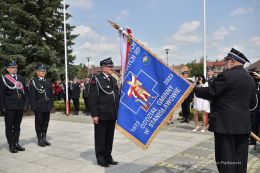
61, 82, 71, 100
195, 65, 256, 134
207, 76, 215, 86
0, 74, 27, 110
83, 82, 90, 98
70, 82, 81, 99
29, 77, 53, 112
88, 73, 119, 120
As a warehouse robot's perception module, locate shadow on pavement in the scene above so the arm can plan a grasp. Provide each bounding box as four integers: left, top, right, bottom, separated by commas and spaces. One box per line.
80, 148, 97, 164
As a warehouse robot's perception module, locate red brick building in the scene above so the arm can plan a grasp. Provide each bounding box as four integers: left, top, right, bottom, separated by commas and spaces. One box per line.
207, 60, 225, 76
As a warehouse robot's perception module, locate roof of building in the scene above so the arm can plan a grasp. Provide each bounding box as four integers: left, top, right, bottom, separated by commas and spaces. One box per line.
245, 60, 260, 71
90, 66, 121, 76
207, 60, 225, 66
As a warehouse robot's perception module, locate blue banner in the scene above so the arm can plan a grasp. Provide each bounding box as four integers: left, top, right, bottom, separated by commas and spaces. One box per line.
116, 38, 193, 149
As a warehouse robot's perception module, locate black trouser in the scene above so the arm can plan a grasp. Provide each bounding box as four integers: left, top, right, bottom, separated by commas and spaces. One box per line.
250, 111, 256, 143
4, 110, 23, 145
181, 101, 190, 120
72, 98, 79, 112
94, 120, 116, 163
83, 97, 89, 113
35, 111, 50, 135
256, 109, 260, 135
214, 132, 249, 173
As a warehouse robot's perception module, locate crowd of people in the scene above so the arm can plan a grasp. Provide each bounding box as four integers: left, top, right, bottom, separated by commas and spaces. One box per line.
52, 77, 90, 115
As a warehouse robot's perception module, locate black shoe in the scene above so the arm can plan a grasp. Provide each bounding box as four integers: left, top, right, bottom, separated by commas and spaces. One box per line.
38, 138, 46, 147
73, 112, 79, 115
107, 160, 118, 165
42, 133, 51, 146
249, 140, 256, 145
15, 143, 25, 151
9, 145, 18, 153
180, 119, 189, 123
98, 162, 109, 167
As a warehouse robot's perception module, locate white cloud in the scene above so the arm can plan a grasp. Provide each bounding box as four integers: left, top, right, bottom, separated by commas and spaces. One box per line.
169, 20, 202, 44
68, 0, 93, 9
71, 25, 121, 65
249, 36, 260, 46
72, 25, 106, 41
216, 45, 245, 60
230, 7, 255, 16
211, 25, 238, 41
116, 10, 129, 21
74, 41, 120, 65
179, 21, 200, 34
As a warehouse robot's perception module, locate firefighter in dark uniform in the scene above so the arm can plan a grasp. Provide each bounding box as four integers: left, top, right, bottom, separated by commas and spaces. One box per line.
83, 78, 90, 115
29, 64, 53, 147
206, 66, 215, 127
0, 61, 26, 153
88, 58, 119, 167
206, 66, 215, 85
195, 48, 257, 173
71, 77, 81, 115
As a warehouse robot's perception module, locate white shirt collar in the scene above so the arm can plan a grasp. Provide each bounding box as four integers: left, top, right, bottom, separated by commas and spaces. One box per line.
102, 72, 109, 79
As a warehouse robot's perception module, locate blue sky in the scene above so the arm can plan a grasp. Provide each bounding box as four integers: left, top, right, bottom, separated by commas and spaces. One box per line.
67, 0, 260, 66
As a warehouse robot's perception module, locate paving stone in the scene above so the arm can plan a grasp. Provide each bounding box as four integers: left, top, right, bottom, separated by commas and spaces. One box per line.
195, 142, 215, 150
140, 166, 182, 173
181, 148, 213, 158
3, 113, 259, 173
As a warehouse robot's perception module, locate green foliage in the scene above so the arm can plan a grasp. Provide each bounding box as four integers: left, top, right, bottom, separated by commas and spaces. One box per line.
54, 100, 86, 112
77, 64, 89, 79
0, 0, 78, 81
186, 60, 203, 77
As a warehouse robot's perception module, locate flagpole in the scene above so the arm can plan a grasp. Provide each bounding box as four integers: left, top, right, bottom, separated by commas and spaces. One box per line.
203, 0, 207, 78
63, 0, 70, 115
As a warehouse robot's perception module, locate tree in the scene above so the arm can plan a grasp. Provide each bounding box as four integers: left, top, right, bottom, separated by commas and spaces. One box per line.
0, 0, 77, 81
186, 59, 203, 77
77, 64, 89, 79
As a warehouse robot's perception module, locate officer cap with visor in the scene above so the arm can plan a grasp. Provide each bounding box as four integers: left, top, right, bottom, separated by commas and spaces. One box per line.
224, 48, 250, 64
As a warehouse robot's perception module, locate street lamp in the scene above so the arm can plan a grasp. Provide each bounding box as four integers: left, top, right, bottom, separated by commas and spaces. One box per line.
165, 48, 170, 65
86, 57, 91, 76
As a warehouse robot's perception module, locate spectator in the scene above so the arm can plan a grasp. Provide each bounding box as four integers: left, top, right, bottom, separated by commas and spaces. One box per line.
180, 71, 193, 123
192, 75, 210, 132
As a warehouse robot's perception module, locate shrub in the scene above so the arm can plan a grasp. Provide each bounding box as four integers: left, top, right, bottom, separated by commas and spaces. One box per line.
54, 100, 86, 112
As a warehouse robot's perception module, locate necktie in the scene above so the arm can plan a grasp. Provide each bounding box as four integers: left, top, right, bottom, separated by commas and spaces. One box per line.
109, 76, 113, 87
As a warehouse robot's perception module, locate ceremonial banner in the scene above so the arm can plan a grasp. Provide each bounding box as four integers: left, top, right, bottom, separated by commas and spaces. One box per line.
116, 37, 193, 149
